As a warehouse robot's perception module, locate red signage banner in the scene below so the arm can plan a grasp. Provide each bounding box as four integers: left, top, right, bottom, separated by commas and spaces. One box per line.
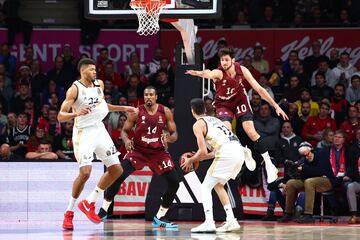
0, 28, 159, 72
160, 28, 360, 69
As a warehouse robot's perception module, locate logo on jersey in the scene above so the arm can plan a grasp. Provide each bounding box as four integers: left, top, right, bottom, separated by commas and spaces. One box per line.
141, 116, 146, 124
97, 88, 102, 95
158, 116, 163, 124
222, 80, 227, 86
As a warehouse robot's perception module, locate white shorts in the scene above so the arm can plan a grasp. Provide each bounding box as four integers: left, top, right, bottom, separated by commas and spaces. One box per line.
72, 123, 120, 168
207, 141, 244, 183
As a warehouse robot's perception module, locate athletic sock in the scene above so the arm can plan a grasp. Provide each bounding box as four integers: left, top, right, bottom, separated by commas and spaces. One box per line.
66, 196, 77, 212
101, 199, 112, 212
86, 186, 104, 203
224, 204, 235, 221
156, 205, 169, 219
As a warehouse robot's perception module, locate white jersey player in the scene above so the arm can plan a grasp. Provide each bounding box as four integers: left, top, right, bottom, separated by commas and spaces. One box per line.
58, 58, 135, 230
181, 98, 255, 233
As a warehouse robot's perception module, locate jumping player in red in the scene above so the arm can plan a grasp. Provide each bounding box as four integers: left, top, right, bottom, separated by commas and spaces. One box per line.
97, 86, 180, 228
186, 47, 289, 183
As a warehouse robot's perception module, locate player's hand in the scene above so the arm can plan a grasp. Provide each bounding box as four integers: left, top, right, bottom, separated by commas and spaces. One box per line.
180, 157, 193, 172
275, 106, 289, 120
77, 106, 91, 116
122, 106, 136, 113
124, 139, 134, 152
161, 132, 169, 150
185, 70, 201, 77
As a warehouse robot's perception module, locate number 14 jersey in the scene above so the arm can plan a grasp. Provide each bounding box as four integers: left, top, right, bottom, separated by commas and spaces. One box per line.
133, 104, 167, 152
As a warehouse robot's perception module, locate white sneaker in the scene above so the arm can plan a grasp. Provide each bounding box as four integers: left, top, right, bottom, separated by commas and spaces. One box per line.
265, 162, 278, 183
243, 146, 256, 171
216, 218, 240, 233
191, 221, 216, 233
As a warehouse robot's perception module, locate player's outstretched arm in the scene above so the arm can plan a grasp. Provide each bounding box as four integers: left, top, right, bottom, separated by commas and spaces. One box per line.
98, 79, 136, 113
121, 109, 138, 152
57, 85, 91, 122
241, 66, 289, 120
185, 69, 223, 82
108, 104, 136, 113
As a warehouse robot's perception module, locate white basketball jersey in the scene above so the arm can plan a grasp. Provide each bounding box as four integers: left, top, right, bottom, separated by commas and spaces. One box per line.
72, 80, 109, 128
201, 116, 239, 150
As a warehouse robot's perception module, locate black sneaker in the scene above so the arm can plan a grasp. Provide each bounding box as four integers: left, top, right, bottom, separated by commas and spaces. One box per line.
277, 213, 293, 223
97, 208, 108, 221
296, 214, 315, 224
262, 210, 276, 221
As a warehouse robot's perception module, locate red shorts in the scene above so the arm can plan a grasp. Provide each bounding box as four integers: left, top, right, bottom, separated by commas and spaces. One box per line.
124, 149, 174, 175
215, 97, 252, 119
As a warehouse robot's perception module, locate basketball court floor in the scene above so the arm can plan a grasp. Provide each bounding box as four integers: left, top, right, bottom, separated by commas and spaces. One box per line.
1, 218, 359, 240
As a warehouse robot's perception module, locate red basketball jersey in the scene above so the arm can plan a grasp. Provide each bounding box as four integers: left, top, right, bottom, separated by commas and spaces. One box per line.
214, 62, 251, 117
133, 104, 167, 151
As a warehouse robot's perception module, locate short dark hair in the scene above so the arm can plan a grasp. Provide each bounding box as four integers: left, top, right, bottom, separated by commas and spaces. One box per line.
315, 71, 326, 79
77, 58, 96, 72
100, 47, 108, 53
191, 98, 206, 115
218, 47, 235, 59
144, 85, 157, 95
319, 102, 330, 109
217, 39, 228, 47
253, 46, 263, 52
351, 74, 360, 81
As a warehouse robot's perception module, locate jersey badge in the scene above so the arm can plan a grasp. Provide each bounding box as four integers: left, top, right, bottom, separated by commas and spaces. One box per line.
141, 116, 146, 124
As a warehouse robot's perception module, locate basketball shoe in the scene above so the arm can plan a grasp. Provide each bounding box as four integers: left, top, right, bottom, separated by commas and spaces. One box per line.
152, 216, 178, 228
243, 146, 256, 171
62, 211, 74, 230
216, 218, 240, 233
78, 200, 101, 224
191, 221, 216, 233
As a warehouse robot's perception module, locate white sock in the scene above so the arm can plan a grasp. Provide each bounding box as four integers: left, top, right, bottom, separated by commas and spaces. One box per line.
66, 196, 77, 212
224, 204, 235, 221
86, 186, 104, 203
156, 205, 169, 219
102, 199, 112, 212
261, 151, 272, 166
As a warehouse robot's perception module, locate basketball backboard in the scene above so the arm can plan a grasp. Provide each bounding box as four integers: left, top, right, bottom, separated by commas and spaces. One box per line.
86, 0, 221, 19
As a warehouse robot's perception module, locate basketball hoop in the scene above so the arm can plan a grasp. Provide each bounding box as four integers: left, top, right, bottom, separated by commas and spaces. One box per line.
130, 0, 167, 36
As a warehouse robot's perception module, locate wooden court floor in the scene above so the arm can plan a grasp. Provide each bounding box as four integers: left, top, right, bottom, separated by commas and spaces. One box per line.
0, 219, 359, 240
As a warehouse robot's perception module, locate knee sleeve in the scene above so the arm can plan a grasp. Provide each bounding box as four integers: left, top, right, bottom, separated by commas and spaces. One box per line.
201, 175, 221, 211
103, 154, 121, 168
254, 137, 267, 154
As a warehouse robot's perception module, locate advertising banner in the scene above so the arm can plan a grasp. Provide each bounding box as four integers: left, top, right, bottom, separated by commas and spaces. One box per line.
160, 28, 360, 69
0, 28, 159, 72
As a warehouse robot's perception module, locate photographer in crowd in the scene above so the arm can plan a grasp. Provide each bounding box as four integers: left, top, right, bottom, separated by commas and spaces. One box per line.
277, 141, 339, 223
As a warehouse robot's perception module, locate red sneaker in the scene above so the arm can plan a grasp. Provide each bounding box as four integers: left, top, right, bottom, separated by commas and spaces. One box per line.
62, 211, 74, 230
78, 200, 101, 224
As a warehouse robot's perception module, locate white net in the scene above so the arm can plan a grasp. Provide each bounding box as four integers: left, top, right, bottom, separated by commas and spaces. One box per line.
130, 0, 166, 36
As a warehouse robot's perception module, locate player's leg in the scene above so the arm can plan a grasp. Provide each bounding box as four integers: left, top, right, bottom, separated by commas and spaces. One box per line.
63, 165, 92, 230
98, 159, 136, 220
63, 128, 94, 230
152, 168, 180, 228
191, 175, 220, 233
213, 182, 240, 232
78, 128, 122, 224
242, 120, 278, 183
